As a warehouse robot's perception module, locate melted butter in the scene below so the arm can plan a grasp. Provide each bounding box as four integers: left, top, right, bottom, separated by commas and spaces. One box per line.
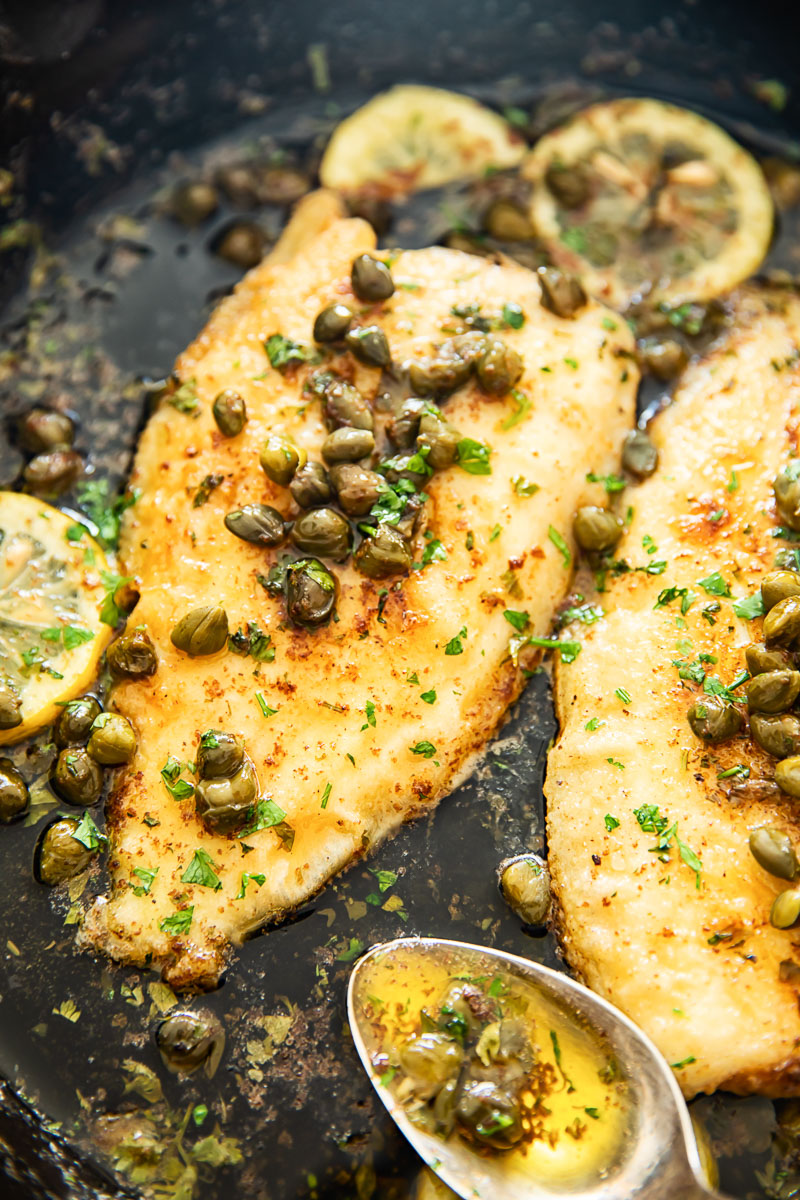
354, 944, 631, 1189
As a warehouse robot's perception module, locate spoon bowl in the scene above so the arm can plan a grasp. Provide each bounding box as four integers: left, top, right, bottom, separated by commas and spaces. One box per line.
348, 937, 727, 1200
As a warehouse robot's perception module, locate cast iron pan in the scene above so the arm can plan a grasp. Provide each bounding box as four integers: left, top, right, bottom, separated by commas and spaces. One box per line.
1, 1, 800, 1197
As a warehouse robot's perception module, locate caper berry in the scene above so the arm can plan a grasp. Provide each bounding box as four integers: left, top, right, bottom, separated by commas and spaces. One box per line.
290, 462, 332, 509
313, 303, 353, 344
475, 335, 523, 395
224, 504, 286, 547
637, 337, 688, 380
351, 253, 394, 302
107, 628, 158, 679
354, 525, 412, 578
54, 697, 102, 747
321, 427, 375, 465
291, 507, 352, 561
345, 325, 391, 368
764, 596, 800, 649
212, 390, 247, 437
196, 730, 244, 780
260, 434, 307, 486
389, 398, 427, 448
774, 464, 800, 532
417, 410, 459, 470
621, 429, 658, 479
536, 266, 587, 318
747, 669, 800, 715
324, 381, 374, 431
286, 558, 337, 627
398, 1034, 463, 1095
485, 199, 533, 242
17, 408, 75, 454
156, 1009, 225, 1076
0, 758, 28, 823
23, 449, 83, 497
456, 1080, 523, 1149
750, 713, 800, 759
573, 506, 622, 553
87, 713, 137, 765
195, 760, 257, 832
687, 695, 743, 743
172, 181, 219, 226
771, 888, 800, 930
545, 161, 589, 208
37, 818, 93, 885
52, 747, 103, 806
0, 677, 22, 731
215, 222, 265, 269
749, 827, 799, 881
745, 642, 794, 677
498, 853, 550, 926
171, 605, 229, 657
776, 755, 800, 798
763, 571, 800, 613
329, 464, 383, 517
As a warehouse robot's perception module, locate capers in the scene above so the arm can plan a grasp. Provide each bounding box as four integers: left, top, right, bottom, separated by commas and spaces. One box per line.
763, 571, 800, 613
687, 695, 743, 743
321, 427, 375, 464
196, 730, 244, 780
351, 253, 394, 302
746, 642, 794, 677
52, 747, 103, 806
621, 429, 658, 478
23, 449, 83, 496
749, 827, 799, 881
313, 303, 353, 343
354, 526, 412, 578
87, 713, 137, 765
729, 777, 782, 804
171, 605, 229, 657
345, 325, 392, 368
215, 222, 265, 269
37, 818, 94, 885
408, 333, 486, 399
498, 854, 550, 926
172, 181, 219, 226
774, 464, 800, 532
290, 507, 353, 561
17, 408, 75, 454
195, 760, 258, 832
545, 161, 589, 208
536, 266, 587, 318
474, 335, 523, 396
323, 381, 374, 431
456, 1080, 523, 1149
416, 410, 459, 470
0, 678, 22, 731
776, 756, 800, 798
771, 888, 800, 930
573, 506, 622, 553
485, 199, 534, 242
750, 713, 800, 759
286, 558, 337, 627
0, 758, 28, 823
257, 166, 310, 206
389, 398, 427, 448
398, 1034, 463, 1095
637, 337, 688, 380
212, 389, 247, 437
224, 504, 286, 547
775, 549, 800, 571
764, 597, 800, 648
290, 462, 332, 509
329, 464, 383, 517
107, 628, 158, 679
259, 433, 307, 486
156, 1009, 225, 1076
747, 669, 800, 714
54, 697, 103, 746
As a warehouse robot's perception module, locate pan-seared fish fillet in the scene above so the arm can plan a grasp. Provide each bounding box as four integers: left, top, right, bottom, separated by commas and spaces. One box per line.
82, 217, 636, 988
547, 287, 800, 1099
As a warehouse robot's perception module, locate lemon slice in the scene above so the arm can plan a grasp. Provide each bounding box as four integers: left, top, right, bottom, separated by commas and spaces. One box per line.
522, 97, 773, 308
320, 85, 525, 196
0, 492, 114, 745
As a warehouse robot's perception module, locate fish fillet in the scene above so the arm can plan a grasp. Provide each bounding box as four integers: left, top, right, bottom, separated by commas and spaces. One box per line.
547, 287, 800, 1098
82, 217, 636, 989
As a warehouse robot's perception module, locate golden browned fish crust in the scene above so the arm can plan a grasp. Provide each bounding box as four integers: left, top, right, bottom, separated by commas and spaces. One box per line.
82, 217, 637, 988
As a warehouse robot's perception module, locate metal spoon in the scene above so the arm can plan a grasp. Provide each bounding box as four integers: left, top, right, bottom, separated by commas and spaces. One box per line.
348, 937, 729, 1200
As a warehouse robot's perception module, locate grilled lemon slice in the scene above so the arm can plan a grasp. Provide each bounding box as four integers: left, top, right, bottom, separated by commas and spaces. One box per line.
0, 492, 114, 745
523, 97, 773, 308
320, 85, 525, 196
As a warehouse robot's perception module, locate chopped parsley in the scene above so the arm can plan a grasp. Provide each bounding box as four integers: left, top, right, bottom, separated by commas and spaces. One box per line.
527, 636, 581, 663
501, 388, 532, 430
75, 479, 138, 551
732, 591, 765, 620
501, 302, 525, 329
586, 471, 626, 495
671, 1056, 697, 1070
511, 475, 539, 497
241, 798, 287, 835
192, 472, 224, 508
420, 689, 437, 704
634, 804, 702, 888
228, 622, 275, 661
361, 701, 376, 730
419, 537, 447, 568
614, 687, 631, 704
160, 757, 194, 801
410, 741, 437, 758
255, 692, 278, 718
159, 907, 194, 935
131, 866, 158, 896
41, 625, 94, 650
503, 609, 530, 633
654, 586, 696, 614
181, 849, 222, 891
265, 333, 317, 370
370, 868, 398, 892
235, 871, 266, 900
717, 764, 750, 780
585, 717, 605, 731
558, 602, 604, 627
548, 525, 571, 567
164, 377, 199, 413
456, 437, 492, 476
697, 572, 732, 598
445, 626, 467, 655
604, 814, 620, 831
99, 570, 134, 627
71, 811, 107, 851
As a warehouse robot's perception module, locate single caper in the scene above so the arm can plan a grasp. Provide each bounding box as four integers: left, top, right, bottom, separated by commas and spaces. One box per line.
212, 389, 247, 437
17, 408, 75, 454
107, 627, 158, 679
195, 759, 257, 832
354, 525, 412, 578
156, 1009, 225, 1076
545, 161, 589, 208
171, 605, 229, 657
323, 381, 374, 431
774, 464, 800, 532
351, 253, 394, 302
260, 433, 307, 486
687, 695, 743, 743
291, 507, 353, 561
321, 427, 375, 465
485, 199, 534, 241
751, 713, 800, 759
389, 398, 427, 448
54, 697, 103, 746
37, 818, 94, 885
771, 888, 800, 929
216, 163, 260, 206
345, 325, 391, 368
417, 410, 459, 470
621, 429, 658, 478
257, 165, 310, 206
172, 181, 219, 226
398, 1034, 463, 1094
313, 303, 353, 343
456, 1080, 524, 1150
475, 335, 523, 396
87, 713, 137, 765
729, 777, 782, 804
329, 464, 383, 517
498, 853, 550, 926
763, 571, 800, 613
749, 827, 799, 881
286, 558, 337, 627
747, 669, 800, 715
637, 337, 688, 380
775, 549, 800, 571
0, 758, 28, 823
408, 333, 486, 399
290, 462, 332, 509
215, 222, 265, 269
224, 504, 286, 547
0, 678, 22, 731
764, 596, 800, 648
745, 642, 794, 677
536, 266, 587, 318
196, 730, 244, 780
776, 755, 800, 798
52, 747, 103, 806
573, 506, 622, 553
23, 449, 83, 496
